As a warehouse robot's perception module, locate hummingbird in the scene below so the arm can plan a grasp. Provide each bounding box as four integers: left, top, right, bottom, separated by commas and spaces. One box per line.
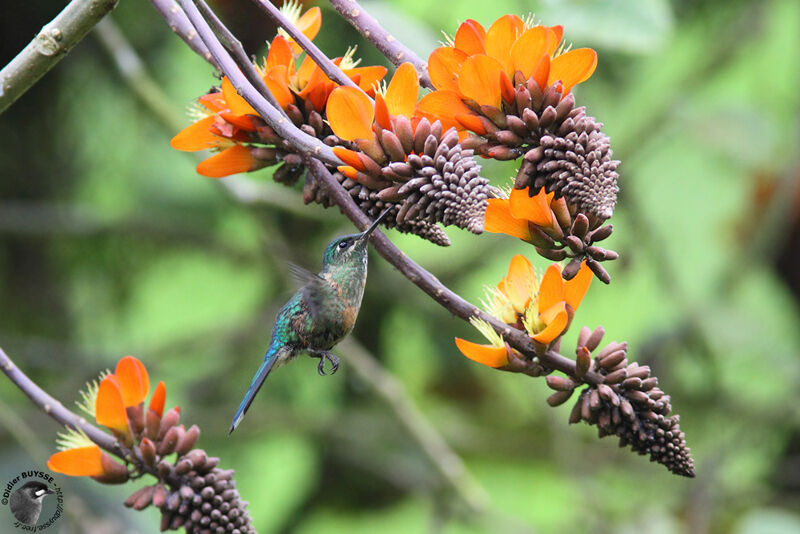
229, 208, 391, 433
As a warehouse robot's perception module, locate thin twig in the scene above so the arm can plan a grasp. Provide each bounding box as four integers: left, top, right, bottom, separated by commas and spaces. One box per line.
328, 0, 432, 89
147, 0, 219, 70
0, 347, 121, 455
252, 0, 361, 91
0, 0, 119, 114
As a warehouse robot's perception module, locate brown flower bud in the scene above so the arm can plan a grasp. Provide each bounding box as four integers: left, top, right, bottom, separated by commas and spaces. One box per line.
547, 389, 574, 407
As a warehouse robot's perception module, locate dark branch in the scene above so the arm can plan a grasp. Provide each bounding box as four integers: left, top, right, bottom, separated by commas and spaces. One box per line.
252, 0, 361, 91
175, 0, 340, 165
0, 347, 121, 455
328, 0, 432, 89
147, 0, 219, 70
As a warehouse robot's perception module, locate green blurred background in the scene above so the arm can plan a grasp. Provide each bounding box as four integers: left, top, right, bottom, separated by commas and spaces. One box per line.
2, 0, 799, 532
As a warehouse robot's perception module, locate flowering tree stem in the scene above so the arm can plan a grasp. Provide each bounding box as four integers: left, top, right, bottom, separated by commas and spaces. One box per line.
0, 0, 119, 114
327, 0, 433, 89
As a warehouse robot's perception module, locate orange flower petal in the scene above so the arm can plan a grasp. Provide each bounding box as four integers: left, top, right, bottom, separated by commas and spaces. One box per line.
115, 356, 149, 407
198, 92, 226, 113
47, 446, 105, 477
454, 19, 486, 55
327, 86, 375, 141
502, 254, 534, 313
264, 65, 295, 110
149, 381, 166, 417
454, 113, 485, 135
500, 69, 515, 104
345, 66, 388, 94
427, 47, 467, 92
375, 93, 391, 130
484, 14, 524, 74
266, 35, 294, 71
416, 90, 475, 132
455, 338, 509, 368
296, 54, 317, 89
458, 55, 504, 108
170, 116, 221, 152
285, 7, 323, 54
549, 25, 564, 54
332, 147, 365, 169
511, 26, 555, 79
297, 7, 322, 42
548, 48, 598, 94
509, 187, 555, 227
385, 62, 419, 117
218, 111, 256, 132
221, 76, 257, 117
484, 198, 531, 241
532, 302, 568, 344
95, 376, 129, 434
538, 264, 565, 316
196, 145, 257, 178
337, 165, 358, 180
531, 55, 551, 91
564, 261, 593, 311
307, 81, 332, 112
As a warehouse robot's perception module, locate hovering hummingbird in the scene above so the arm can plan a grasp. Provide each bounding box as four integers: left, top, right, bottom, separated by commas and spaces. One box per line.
230, 209, 391, 433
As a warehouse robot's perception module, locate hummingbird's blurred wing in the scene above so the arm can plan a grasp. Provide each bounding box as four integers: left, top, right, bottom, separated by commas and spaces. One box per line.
287, 262, 323, 285
287, 263, 326, 316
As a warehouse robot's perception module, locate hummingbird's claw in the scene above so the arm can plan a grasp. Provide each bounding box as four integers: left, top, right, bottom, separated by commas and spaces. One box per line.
311, 351, 340, 376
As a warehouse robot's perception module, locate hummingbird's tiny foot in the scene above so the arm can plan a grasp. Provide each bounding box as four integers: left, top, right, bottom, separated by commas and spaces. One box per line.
326, 353, 340, 375
310, 350, 339, 376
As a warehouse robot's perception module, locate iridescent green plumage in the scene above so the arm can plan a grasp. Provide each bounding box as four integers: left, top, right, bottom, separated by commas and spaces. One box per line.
230, 210, 389, 433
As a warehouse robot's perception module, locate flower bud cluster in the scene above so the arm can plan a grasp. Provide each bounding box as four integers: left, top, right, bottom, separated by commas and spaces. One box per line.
544, 326, 695, 477
466, 82, 619, 221
123, 407, 254, 533
305, 117, 492, 246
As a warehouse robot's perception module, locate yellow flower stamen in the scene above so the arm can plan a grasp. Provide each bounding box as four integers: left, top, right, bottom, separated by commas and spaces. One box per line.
440, 30, 456, 48
277, 0, 303, 41
55, 427, 95, 452
186, 101, 211, 122
76, 370, 109, 419
469, 317, 505, 348
339, 46, 361, 70
522, 13, 538, 30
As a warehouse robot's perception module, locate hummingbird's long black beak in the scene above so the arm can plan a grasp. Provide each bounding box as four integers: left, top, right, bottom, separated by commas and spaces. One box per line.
357, 207, 392, 241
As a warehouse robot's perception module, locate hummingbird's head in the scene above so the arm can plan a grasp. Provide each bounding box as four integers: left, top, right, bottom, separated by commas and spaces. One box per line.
322, 208, 391, 268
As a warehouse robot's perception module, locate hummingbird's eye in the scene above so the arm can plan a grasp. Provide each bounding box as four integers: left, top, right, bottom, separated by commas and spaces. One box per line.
338, 239, 350, 250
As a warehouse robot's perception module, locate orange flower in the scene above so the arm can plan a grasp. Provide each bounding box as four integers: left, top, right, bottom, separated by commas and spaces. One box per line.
170, 75, 266, 178
276, 1, 322, 54
48, 356, 170, 481
484, 186, 559, 242
327, 62, 418, 143
418, 15, 597, 134
455, 254, 592, 367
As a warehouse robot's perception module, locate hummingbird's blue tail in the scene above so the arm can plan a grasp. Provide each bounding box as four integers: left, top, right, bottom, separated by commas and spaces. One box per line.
229, 343, 286, 434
